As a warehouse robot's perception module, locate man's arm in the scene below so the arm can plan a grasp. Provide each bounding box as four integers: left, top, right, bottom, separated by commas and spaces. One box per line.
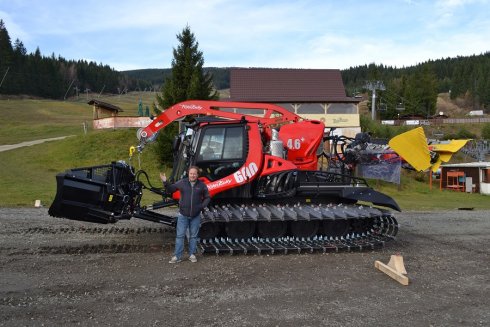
160, 172, 179, 193
201, 184, 211, 208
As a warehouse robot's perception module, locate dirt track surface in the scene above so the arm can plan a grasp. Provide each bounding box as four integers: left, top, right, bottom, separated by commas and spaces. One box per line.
0, 136, 73, 152
1, 208, 489, 327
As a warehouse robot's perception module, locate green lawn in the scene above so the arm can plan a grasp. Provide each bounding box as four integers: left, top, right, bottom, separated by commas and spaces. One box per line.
0, 129, 166, 206
0, 99, 91, 144
377, 179, 490, 211
0, 92, 158, 145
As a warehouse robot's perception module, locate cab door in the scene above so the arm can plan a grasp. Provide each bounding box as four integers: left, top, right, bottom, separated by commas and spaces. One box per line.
195, 124, 247, 181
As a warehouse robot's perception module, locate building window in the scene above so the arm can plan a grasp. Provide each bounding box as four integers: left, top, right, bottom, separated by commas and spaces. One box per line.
235, 108, 265, 115
327, 103, 357, 114
483, 169, 490, 183
297, 103, 325, 114
274, 103, 295, 113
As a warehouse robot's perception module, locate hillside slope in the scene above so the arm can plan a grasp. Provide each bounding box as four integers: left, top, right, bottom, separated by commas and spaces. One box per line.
358, 92, 486, 118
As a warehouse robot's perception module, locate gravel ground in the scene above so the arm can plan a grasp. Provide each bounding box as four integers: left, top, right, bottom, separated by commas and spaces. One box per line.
0, 208, 489, 326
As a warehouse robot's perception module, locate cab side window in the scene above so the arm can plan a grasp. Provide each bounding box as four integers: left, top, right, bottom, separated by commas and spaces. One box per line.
197, 128, 223, 161
222, 127, 243, 159
197, 125, 246, 180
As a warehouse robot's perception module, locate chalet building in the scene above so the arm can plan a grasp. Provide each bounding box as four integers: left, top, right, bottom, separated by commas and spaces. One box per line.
88, 99, 124, 120
88, 99, 150, 130
228, 68, 361, 138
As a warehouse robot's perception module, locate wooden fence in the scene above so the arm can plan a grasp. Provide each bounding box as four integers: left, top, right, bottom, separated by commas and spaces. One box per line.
383, 117, 490, 126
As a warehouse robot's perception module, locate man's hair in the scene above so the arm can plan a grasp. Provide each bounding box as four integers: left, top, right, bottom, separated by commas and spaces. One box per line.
188, 165, 200, 175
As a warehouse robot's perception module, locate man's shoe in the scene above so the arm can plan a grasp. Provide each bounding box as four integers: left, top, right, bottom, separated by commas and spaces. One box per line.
169, 256, 181, 264
189, 254, 197, 263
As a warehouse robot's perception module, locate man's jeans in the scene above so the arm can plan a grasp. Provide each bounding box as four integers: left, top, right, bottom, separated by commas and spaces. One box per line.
174, 213, 201, 259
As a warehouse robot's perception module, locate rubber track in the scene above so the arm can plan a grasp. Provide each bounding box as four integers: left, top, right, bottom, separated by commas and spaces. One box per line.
199, 203, 398, 255
11, 205, 397, 256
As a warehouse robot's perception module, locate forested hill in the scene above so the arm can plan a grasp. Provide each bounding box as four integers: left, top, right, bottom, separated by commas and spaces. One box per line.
0, 20, 150, 99
341, 52, 490, 108
124, 52, 490, 111
123, 67, 230, 90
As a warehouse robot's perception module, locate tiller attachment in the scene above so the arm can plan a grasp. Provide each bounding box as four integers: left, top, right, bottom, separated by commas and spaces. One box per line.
48, 162, 141, 224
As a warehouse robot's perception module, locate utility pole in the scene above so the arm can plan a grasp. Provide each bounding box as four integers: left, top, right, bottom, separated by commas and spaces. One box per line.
0, 67, 10, 89
63, 79, 75, 100
98, 85, 105, 98
364, 81, 385, 120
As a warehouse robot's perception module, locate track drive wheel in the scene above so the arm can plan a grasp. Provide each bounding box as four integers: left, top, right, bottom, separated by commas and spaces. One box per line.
289, 221, 319, 238
322, 219, 350, 237
350, 217, 371, 234
225, 221, 256, 239
256, 221, 287, 238
199, 222, 222, 239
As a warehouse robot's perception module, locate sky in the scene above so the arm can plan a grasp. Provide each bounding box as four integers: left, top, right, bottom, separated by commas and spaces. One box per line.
1, 0, 489, 71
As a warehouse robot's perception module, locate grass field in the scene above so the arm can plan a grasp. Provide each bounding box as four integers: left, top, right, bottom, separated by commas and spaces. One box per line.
1, 93, 489, 210
0, 99, 92, 144
375, 173, 490, 210
0, 128, 166, 206
0, 92, 158, 144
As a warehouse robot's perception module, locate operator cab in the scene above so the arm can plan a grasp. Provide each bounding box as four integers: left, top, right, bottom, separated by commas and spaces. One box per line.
194, 123, 247, 181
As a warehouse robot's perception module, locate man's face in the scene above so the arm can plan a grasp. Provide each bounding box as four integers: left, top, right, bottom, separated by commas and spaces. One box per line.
188, 168, 198, 182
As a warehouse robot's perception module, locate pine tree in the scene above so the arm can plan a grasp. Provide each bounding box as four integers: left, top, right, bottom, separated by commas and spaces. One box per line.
418, 64, 438, 118
11, 39, 27, 93
154, 25, 218, 165
0, 20, 14, 92
156, 25, 217, 110
403, 64, 437, 117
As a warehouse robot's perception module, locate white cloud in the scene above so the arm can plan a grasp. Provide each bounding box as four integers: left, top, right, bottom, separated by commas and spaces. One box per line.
0, 10, 30, 42
1, 0, 488, 70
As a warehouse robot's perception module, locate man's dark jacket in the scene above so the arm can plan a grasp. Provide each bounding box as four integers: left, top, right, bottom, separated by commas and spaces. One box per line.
164, 178, 210, 217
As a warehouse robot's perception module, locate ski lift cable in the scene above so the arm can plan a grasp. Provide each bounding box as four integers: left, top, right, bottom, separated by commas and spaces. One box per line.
381, 88, 419, 109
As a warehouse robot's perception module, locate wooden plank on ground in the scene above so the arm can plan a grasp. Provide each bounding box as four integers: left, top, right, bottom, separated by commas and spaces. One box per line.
375, 259, 409, 286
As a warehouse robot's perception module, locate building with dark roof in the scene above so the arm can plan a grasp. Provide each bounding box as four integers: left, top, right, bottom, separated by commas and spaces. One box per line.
230, 68, 353, 102
88, 99, 124, 119
228, 68, 361, 137
88, 99, 150, 130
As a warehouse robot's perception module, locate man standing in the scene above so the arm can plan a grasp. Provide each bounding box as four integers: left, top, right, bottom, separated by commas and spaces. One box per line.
161, 166, 210, 263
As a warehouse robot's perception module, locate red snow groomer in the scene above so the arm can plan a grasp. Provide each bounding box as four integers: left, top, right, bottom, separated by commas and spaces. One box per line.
49, 100, 400, 254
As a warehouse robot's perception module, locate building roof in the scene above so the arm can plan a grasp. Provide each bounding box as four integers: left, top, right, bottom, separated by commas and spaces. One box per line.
229, 68, 357, 103
87, 99, 123, 113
